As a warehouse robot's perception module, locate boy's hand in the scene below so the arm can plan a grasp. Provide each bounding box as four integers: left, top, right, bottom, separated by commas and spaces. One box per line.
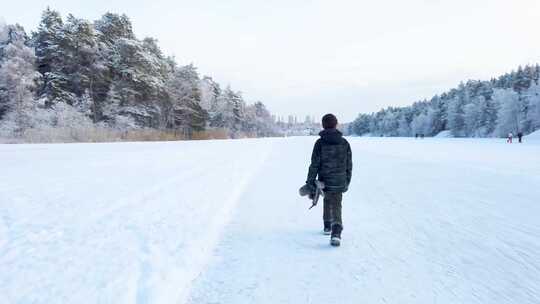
299, 183, 316, 197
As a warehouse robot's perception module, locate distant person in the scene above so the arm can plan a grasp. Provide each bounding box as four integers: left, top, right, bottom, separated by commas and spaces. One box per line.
420, 133, 425, 139
415, 133, 418, 139
507, 132, 513, 143
518, 132, 523, 143
304, 114, 352, 247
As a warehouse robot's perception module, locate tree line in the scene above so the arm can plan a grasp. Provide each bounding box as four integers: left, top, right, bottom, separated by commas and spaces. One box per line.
0, 8, 277, 140
350, 65, 540, 138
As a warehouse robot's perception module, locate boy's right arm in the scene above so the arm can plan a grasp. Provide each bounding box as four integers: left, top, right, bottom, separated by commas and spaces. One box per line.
306, 140, 321, 186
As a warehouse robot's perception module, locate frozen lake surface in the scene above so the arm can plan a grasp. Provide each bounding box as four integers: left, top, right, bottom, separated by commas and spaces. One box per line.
1, 137, 539, 303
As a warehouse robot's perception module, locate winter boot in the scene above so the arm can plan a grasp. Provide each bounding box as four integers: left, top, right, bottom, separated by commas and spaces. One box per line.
323, 221, 332, 235
330, 224, 342, 247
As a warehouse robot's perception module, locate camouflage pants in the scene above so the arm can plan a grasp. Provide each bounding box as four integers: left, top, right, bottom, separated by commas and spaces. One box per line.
323, 192, 343, 228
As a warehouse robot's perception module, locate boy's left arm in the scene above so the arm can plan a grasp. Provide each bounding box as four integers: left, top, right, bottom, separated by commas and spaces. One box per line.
346, 142, 352, 187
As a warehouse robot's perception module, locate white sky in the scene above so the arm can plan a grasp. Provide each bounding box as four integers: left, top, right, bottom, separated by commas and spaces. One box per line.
3, 0, 540, 122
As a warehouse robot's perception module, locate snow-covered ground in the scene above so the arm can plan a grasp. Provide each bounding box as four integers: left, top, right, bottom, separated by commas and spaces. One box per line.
526, 129, 540, 140
434, 130, 453, 138
1, 137, 539, 304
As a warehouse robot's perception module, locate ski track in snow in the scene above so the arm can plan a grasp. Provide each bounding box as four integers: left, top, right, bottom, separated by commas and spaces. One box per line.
1, 137, 540, 304
0, 139, 273, 304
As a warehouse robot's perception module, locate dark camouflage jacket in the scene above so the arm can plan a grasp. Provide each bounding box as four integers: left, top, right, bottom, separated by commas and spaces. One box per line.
306, 129, 352, 193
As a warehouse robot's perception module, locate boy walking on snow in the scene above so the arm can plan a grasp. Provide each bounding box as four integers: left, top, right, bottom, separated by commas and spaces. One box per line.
305, 114, 352, 246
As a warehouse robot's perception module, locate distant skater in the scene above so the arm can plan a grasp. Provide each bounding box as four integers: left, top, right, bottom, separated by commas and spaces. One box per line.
518, 132, 523, 143
305, 114, 352, 247
507, 133, 513, 143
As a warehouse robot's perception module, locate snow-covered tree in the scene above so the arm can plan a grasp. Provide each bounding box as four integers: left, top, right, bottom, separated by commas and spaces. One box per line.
351, 114, 371, 135
493, 89, 520, 136
32, 8, 75, 106
166, 64, 208, 134
1, 22, 28, 60
397, 113, 411, 136
350, 65, 540, 138
426, 97, 446, 135
411, 112, 429, 135
200, 76, 220, 114
1, 9, 276, 140
0, 19, 6, 46
94, 13, 134, 44
380, 110, 399, 136
246, 101, 274, 136
100, 83, 136, 129
62, 15, 99, 98
524, 84, 540, 131
463, 96, 491, 137
223, 86, 246, 135
104, 37, 168, 127
52, 101, 93, 129
0, 40, 41, 135
447, 97, 465, 137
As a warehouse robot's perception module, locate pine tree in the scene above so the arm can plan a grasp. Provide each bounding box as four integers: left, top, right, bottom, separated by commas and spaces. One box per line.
94, 13, 134, 44
218, 86, 243, 135
33, 8, 74, 106
63, 15, 99, 98
166, 64, 208, 136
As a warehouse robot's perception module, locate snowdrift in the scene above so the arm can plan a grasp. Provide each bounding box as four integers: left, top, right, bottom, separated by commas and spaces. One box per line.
434, 130, 453, 138
526, 129, 540, 140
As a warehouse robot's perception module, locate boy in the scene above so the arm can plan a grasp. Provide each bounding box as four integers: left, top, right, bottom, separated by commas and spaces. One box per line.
305, 114, 352, 246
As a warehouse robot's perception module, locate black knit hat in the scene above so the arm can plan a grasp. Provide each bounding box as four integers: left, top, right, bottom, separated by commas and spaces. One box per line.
322, 114, 338, 129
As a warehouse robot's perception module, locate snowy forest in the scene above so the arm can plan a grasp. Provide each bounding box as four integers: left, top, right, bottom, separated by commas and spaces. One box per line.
350, 65, 540, 138
0, 9, 277, 142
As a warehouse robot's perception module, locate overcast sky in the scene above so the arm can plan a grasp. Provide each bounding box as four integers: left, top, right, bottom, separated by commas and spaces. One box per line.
3, 0, 540, 122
